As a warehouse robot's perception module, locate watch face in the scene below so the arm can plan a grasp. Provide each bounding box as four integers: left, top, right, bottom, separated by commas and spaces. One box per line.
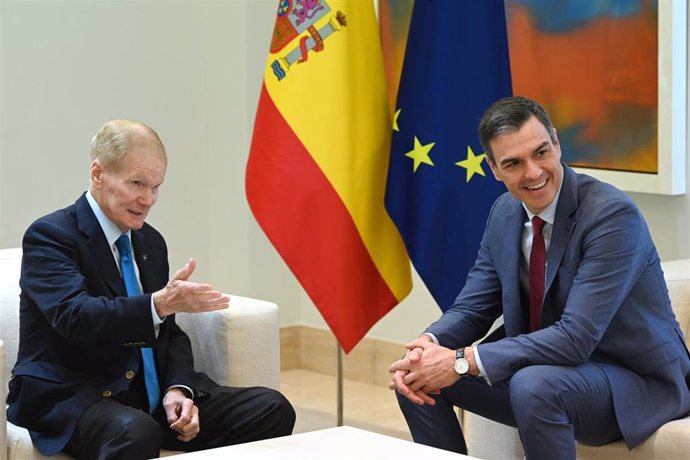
454, 358, 469, 375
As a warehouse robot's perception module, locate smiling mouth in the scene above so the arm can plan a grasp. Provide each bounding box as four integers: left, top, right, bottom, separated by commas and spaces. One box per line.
527, 179, 547, 191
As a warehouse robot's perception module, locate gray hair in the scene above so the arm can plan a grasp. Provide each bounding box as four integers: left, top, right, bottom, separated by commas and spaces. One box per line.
479, 96, 556, 163
90, 119, 166, 170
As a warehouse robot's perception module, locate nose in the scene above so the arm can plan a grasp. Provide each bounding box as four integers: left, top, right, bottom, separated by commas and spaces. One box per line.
524, 160, 542, 180
139, 189, 157, 207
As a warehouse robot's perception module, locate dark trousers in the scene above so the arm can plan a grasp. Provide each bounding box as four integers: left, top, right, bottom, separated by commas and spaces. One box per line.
65, 386, 295, 460
397, 362, 622, 460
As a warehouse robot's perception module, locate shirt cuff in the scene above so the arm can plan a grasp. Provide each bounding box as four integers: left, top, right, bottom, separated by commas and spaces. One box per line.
150, 295, 164, 325
473, 345, 492, 385
167, 385, 195, 399
422, 332, 439, 344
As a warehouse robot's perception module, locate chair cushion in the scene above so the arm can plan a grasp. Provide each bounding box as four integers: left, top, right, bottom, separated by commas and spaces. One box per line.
0, 247, 22, 393
7, 422, 72, 460
576, 417, 690, 459
8, 421, 182, 459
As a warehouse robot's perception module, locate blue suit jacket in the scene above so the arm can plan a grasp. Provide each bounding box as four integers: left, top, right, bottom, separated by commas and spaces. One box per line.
7, 194, 217, 455
427, 165, 690, 448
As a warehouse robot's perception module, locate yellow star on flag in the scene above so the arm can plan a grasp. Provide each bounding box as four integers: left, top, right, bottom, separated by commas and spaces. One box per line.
393, 109, 401, 132
455, 146, 487, 182
406, 136, 435, 172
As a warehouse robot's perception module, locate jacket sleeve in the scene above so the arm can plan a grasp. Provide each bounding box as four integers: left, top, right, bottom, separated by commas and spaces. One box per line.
426, 198, 505, 348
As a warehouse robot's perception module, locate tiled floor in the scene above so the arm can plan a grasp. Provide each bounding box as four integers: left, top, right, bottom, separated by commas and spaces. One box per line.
280, 368, 412, 441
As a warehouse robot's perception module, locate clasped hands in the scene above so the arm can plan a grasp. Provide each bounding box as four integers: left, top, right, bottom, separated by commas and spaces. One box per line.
153, 258, 229, 318
388, 337, 460, 406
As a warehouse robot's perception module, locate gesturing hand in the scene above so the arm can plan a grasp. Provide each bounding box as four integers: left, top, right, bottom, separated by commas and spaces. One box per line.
153, 258, 230, 317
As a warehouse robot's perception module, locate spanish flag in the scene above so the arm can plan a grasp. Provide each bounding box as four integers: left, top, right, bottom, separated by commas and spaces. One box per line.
246, 0, 411, 353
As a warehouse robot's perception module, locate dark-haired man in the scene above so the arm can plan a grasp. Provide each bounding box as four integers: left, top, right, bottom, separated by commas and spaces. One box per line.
389, 96, 690, 459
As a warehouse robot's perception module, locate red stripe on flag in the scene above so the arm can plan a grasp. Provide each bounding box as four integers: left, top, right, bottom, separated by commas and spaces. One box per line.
246, 84, 398, 352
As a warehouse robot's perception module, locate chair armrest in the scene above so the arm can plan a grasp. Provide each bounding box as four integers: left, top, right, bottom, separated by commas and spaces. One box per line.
176, 295, 281, 391
1, 338, 7, 460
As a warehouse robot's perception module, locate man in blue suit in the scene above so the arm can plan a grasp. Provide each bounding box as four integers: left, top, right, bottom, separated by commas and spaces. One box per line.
389, 97, 690, 459
7, 120, 295, 459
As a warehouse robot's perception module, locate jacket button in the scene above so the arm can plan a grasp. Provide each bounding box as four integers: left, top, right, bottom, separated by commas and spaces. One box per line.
126, 371, 135, 380
103, 390, 112, 397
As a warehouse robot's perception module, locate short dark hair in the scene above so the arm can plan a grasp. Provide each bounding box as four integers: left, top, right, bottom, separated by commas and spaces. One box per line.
478, 96, 556, 163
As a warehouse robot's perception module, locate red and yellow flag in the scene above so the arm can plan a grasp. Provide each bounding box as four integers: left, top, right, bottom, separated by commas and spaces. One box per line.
246, 0, 411, 353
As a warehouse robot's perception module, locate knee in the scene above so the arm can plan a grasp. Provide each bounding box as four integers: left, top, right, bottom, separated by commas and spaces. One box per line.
123, 413, 163, 447
509, 366, 563, 418
261, 388, 296, 436
111, 411, 163, 457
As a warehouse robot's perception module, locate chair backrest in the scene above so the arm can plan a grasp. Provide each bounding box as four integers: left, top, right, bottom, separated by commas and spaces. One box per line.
661, 258, 690, 346
0, 247, 22, 393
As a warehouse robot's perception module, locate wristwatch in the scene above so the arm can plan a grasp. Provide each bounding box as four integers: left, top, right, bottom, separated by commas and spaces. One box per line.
454, 348, 470, 376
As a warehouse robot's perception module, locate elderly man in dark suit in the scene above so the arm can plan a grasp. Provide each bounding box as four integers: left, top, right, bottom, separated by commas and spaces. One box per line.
389, 97, 690, 459
7, 120, 295, 459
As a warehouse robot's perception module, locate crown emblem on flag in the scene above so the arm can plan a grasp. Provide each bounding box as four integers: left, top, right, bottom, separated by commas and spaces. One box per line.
269, 0, 347, 81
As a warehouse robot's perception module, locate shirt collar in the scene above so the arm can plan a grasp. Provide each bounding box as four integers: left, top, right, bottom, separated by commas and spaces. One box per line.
522, 172, 564, 226
85, 190, 130, 248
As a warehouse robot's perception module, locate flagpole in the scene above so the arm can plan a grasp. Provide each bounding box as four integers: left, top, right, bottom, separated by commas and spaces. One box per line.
336, 343, 344, 426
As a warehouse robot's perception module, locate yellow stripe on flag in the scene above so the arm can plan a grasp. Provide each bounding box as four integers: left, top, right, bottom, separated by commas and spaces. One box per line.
264, 1, 410, 301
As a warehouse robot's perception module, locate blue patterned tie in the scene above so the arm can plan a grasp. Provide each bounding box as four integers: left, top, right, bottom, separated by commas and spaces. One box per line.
115, 234, 161, 414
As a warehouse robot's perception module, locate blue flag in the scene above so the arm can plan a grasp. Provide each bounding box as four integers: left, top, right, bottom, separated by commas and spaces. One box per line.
385, 0, 512, 311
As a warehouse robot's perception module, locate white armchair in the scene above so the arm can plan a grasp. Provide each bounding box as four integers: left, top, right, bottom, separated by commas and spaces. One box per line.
0, 247, 282, 460
465, 258, 690, 459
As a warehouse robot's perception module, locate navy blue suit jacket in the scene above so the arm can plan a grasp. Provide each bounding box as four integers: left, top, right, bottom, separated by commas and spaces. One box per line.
427, 165, 690, 448
7, 194, 217, 455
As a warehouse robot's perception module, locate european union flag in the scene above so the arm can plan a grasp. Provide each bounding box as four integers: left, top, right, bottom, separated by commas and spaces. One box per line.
385, 0, 512, 311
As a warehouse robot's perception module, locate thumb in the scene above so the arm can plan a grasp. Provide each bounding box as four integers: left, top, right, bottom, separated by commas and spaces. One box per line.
407, 347, 423, 362
172, 258, 196, 282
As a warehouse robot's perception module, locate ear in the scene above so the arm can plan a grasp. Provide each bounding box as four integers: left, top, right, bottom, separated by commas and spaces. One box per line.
551, 128, 562, 159
90, 160, 103, 187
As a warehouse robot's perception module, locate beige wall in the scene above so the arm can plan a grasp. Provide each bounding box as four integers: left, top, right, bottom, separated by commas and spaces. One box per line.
1, 0, 688, 345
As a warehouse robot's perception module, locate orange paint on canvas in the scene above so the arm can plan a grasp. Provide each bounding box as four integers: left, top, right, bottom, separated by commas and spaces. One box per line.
507, 2, 658, 173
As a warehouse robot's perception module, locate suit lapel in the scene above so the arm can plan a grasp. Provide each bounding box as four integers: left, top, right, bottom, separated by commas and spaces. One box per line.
75, 194, 127, 297
131, 230, 154, 294
544, 165, 578, 297
502, 203, 529, 335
